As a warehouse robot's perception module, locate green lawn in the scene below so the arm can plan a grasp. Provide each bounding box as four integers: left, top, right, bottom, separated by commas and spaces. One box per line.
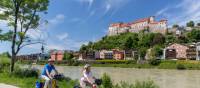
0, 72, 78, 88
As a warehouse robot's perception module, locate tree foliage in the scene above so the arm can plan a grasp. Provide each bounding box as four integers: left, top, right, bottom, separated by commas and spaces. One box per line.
187, 29, 200, 42
80, 32, 166, 59
186, 21, 195, 27
63, 52, 74, 61
197, 23, 200, 26
0, 0, 49, 72
172, 24, 179, 28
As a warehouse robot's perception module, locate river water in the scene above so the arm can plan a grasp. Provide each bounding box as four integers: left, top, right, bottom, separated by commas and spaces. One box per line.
32, 65, 200, 88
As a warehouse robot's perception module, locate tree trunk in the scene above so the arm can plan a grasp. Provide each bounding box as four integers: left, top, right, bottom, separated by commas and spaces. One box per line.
10, 54, 16, 72
10, 2, 19, 73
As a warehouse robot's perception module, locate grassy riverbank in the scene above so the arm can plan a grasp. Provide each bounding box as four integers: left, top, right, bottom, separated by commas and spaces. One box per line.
0, 54, 159, 88
88, 60, 200, 70
20, 59, 200, 70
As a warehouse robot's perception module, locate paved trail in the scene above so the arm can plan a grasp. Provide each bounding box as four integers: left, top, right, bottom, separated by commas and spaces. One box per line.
0, 84, 18, 88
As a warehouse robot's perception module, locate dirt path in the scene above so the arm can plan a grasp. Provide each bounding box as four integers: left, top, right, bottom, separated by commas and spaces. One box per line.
0, 83, 18, 88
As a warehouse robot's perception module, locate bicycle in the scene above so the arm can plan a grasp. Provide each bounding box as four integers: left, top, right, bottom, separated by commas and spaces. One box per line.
74, 79, 102, 88
36, 74, 63, 88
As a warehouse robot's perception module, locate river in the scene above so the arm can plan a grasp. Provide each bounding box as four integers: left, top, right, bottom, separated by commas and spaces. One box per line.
31, 65, 200, 88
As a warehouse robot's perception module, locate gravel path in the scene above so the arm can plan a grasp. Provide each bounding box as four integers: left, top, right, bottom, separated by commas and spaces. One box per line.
0, 84, 18, 88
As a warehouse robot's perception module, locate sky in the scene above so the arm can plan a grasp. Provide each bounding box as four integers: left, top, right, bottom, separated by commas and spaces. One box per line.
1, 0, 200, 54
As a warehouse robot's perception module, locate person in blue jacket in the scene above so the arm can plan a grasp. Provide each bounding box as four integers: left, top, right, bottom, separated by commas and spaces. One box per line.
41, 59, 58, 88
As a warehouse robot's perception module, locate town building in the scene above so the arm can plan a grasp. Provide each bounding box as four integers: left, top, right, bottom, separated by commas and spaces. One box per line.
165, 43, 189, 60
186, 44, 197, 60
17, 53, 44, 61
124, 50, 138, 60
196, 42, 200, 60
79, 51, 95, 60
99, 50, 113, 59
113, 50, 124, 60
108, 16, 167, 36
164, 43, 200, 60
95, 51, 101, 59
50, 50, 64, 61
72, 52, 80, 59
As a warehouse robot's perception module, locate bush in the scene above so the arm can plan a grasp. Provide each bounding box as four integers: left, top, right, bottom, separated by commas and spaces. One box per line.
72, 60, 80, 66
96, 60, 136, 64
113, 80, 159, 88
101, 73, 113, 88
176, 64, 186, 70
13, 68, 39, 78
149, 59, 161, 66
0, 55, 10, 72
133, 80, 159, 88
0, 55, 10, 67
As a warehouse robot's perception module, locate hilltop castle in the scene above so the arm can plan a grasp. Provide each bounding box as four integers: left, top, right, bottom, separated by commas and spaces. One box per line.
108, 16, 168, 36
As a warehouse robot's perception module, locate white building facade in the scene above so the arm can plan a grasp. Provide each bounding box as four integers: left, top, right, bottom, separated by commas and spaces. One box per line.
108, 16, 168, 36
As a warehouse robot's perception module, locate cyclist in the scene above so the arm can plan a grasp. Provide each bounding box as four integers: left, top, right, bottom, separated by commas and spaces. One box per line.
41, 59, 58, 88
80, 64, 97, 88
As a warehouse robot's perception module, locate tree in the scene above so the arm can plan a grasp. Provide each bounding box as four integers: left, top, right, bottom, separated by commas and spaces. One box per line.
172, 24, 179, 28
152, 45, 163, 58
138, 47, 147, 60
80, 44, 87, 52
151, 33, 165, 46
123, 37, 134, 50
186, 21, 195, 27
0, 0, 49, 72
63, 52, 74, 61
187, 29, 200, 42
197, 23, 200, 26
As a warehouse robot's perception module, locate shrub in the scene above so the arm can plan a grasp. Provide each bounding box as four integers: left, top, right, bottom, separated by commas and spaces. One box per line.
149, 59, 161, 66
0, 55, 10, 72
72, 60, 80, 66
101, 73, 113, 88
96, 60, 136, 64
133, 80, 159, 88
113, 80, 159, 88
176, 64, 186, 70
0, 55, 10, 67
13, 68, 39, 78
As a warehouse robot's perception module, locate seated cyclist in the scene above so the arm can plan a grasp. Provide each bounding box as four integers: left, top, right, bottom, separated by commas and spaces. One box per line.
80, 64, 97, 88
41, 59, 58, 88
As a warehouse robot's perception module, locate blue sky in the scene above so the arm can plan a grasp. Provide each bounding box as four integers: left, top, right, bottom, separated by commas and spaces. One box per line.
1, 0, 200, 54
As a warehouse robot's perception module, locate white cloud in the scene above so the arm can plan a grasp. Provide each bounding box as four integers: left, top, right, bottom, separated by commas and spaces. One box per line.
156, 0, 200, 26
56, 33, 68, 40
76, 0, 94, 10
103, 0, 130, 16
155, 7, 169, 16
70, 18, 82, 23
49, 14, 65, 25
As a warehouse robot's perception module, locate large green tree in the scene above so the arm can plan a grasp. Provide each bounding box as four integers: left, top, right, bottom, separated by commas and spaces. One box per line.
186, 21, 195, 27
187, 29, 200, 42
0, 0, 49, 72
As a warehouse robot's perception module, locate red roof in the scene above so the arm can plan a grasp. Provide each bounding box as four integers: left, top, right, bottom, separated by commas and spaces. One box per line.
110, 23, 130, 28
110, 23, 123, 27
109, 17, 167, 27
51, 50, 64, 55
160, 19, 167, 22
131, 18, 150, 24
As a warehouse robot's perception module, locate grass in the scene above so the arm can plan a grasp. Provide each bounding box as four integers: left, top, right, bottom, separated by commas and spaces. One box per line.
0, 71, 79, 88
0, 54, 159, 88
0, 54, 79, 88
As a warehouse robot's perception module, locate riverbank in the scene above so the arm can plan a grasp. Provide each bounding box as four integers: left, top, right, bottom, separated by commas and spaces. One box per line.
20, 60, 200, 70
0, 72, 78, 88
